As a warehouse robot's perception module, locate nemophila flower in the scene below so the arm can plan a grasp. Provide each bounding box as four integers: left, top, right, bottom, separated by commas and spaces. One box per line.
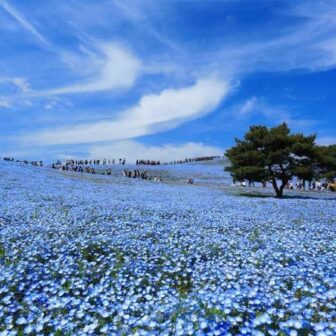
0, 161, 335, 334
16, 317, 27, 325
316, 332, 328, 336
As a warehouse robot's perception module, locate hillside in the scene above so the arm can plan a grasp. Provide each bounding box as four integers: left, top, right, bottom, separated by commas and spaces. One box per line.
0, 160, 335, 335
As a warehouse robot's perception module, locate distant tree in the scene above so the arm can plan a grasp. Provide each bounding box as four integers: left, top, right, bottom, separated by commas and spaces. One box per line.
315, 144, 336, 182
225, 123, 317, 198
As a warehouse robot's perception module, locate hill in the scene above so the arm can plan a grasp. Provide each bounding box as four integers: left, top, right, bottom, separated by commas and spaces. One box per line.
0, 160, 335, 335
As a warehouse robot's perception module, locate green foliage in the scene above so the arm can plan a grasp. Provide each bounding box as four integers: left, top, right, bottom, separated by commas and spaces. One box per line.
225, 123, 318, 197
0, 242, 5, 258
81, 242, 108, 262
314, 144, 336, 181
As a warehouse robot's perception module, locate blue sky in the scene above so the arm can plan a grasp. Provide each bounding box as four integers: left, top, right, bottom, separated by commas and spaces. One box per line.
0, 0, 335, 161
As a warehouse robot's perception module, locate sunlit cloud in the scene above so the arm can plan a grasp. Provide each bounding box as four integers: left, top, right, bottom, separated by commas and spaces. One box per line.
22, 78, 231, 145
32, 44, 142, 96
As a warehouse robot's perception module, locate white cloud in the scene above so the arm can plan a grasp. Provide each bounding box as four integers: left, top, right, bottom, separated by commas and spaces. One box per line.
11, 77, 30, 92
234, 97, 289, 120
130, 77, 228, 126
0, 77, 30, 93
0, 0, 49, 45
88, 140, 223, 162
208, 2, 336, 76
111, 0, 179, 50
0, 99, 11, 108
318, 38, 336, 67
22, 77, 230, 145
231, 96, 318, 129
39, 44, 142, 96
237, 96, 258, 116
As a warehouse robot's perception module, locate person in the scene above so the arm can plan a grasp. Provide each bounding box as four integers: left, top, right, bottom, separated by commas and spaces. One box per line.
187, 178, 194, 184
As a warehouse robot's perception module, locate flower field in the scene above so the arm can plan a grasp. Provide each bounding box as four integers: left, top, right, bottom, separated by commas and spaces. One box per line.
0, 160, 335, 335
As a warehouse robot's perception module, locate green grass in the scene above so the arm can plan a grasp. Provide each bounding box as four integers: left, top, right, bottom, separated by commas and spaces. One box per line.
0, 242, 5, 258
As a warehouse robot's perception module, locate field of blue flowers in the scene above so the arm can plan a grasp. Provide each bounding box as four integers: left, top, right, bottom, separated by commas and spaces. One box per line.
0, 160, 335, 335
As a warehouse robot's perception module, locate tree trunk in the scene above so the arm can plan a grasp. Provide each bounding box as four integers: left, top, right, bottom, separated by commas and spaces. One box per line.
271, 178, 284, 198
275, 188, 283, 198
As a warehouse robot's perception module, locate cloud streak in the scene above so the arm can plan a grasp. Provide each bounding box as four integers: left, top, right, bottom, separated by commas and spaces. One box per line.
0, 77, 30, 92
22, 77, 230, 145
187, 1, 336, 79
232, 96, 318, 129
0, 0, 50, 46
30, 44, 142, 96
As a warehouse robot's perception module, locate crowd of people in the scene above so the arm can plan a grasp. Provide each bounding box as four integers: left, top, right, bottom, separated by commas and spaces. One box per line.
52, 163, 97, 174
135, 156, 221, 166
122, 169, 163, 181
136, 160, 161, 166
2, 157, 43, 166
61, 158, 126, 166
51, 158, 128, 176
285, 180, 330, 191
232, 179, 333, 191
3, 155, 218, 168
51, 161, 194, 184
163, 155, 221, 165
51, 162, 165, 182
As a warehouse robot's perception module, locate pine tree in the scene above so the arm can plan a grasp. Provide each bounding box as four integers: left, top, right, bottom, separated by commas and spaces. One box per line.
225, 123, 316, 198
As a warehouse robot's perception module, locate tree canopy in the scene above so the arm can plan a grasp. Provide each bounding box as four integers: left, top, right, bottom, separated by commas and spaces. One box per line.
314, 144, 336, 182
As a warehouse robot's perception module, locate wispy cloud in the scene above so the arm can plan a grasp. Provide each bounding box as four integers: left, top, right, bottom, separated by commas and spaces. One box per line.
233, 96, 318, 129
11, 77, 30, 92
196, 2, 336, 78
0, 77, 30, 92
22, 77, 231, 145
0, 0, 50, 46
111, 0, 179, 50
229, 96, 289, 122
0, 99, 11, 108
236, 97, 259, 116
32, 44, 142, 96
